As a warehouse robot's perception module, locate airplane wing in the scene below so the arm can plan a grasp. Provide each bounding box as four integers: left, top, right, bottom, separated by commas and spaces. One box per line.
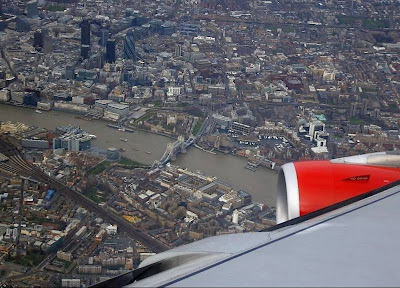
92, 152, 400, 287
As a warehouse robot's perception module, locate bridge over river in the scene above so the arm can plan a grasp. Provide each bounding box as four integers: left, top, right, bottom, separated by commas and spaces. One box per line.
152, 116, 213, 168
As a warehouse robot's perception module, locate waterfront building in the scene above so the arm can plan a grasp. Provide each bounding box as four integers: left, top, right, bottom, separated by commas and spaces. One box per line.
95, 99, 114, 109
107, 103, 129, 116
21, 139, 50, 149
53, 133, 92, 152
107, 148, 120, 161
0, 89, 10, 102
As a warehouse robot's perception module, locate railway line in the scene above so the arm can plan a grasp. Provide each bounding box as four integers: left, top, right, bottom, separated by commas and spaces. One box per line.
0, 137, 170, 254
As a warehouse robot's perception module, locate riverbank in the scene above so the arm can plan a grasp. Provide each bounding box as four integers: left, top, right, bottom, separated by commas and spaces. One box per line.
0, 104, 278, 205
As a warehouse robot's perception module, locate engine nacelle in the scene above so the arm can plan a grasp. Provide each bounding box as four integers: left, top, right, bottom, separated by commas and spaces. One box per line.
276, 152, 400, 224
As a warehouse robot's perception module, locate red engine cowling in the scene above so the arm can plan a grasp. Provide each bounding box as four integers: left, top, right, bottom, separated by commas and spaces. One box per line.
276, 152, 400, 224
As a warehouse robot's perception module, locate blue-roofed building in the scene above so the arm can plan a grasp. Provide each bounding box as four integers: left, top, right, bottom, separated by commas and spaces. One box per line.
45, 190, 55, 201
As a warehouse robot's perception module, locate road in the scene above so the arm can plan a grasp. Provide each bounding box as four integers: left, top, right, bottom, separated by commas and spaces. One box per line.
0, 137, 170, 254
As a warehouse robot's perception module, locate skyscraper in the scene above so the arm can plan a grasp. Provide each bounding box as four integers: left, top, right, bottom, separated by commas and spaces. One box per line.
43, 34, 53, 54
175, 43, 182, 57
81, 20, 91, 60
123, 30, 136, 60
361, 99, 368, 116
66, 64, 75, 80
99, 29, 109, 47
81, 19, 90, 46
42, 28, 52, 54
106, 39, 116, 63
350, 102, 357, 118
81, 45, 90, 59
33, 30, 43, 49
26, 0, 39, 18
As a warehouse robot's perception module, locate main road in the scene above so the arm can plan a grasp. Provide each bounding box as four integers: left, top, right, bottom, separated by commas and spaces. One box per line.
0, 137, 170, 254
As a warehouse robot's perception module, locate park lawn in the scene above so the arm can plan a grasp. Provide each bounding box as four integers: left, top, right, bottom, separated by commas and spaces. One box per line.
137, 113, 154, 123
29, 216, 50, 225
362, 18, 389, 29
153, 101, 162, 107
337, 15, 389, 29
349, 117, 365, 125
89, 161, 110, 175
119, 157, 145, 168
47, 5, 65, 12
84, 187, 103, 203
193, 119, 204, 136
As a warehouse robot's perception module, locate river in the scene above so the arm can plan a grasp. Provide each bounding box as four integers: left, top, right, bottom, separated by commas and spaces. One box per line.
0, 104, 277, 205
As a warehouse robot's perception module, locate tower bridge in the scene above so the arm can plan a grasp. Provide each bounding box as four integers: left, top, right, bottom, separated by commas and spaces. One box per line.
152, 135, 194, 168
152, 116, 213, 169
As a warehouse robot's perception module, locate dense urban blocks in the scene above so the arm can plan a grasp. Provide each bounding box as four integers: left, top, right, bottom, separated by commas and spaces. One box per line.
0, 0, 400, 286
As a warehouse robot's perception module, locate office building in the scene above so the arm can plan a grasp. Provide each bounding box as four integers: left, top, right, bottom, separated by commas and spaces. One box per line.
350, 102, 357, 118
26, 0, 39, 18
362, 99, 368, 116
23, 93, 39, 106
0, 20, 5, 32
95, 99, 113, 108
33, 30, 43, 49
175, 44, 182, 57
106, 39, 116, 63
43, 34, 53, 54
231, 122, 251, 135
61, 279, 80, 288
179, 23, 199, 36
213, 114, 231, 128
124, 30, 136, 60
107, 103, 129, 116
65, 65, 75, 80
16, 17, 30, 32
309, 121, 325, 140
81, 45, 90, 59
81, 19, 90, 46
161, 21, 177, 36
99, 29, 108, 47
53, 134, 91, 152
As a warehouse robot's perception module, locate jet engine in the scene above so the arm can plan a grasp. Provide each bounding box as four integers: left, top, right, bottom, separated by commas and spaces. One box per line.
276, 152, 400, 224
